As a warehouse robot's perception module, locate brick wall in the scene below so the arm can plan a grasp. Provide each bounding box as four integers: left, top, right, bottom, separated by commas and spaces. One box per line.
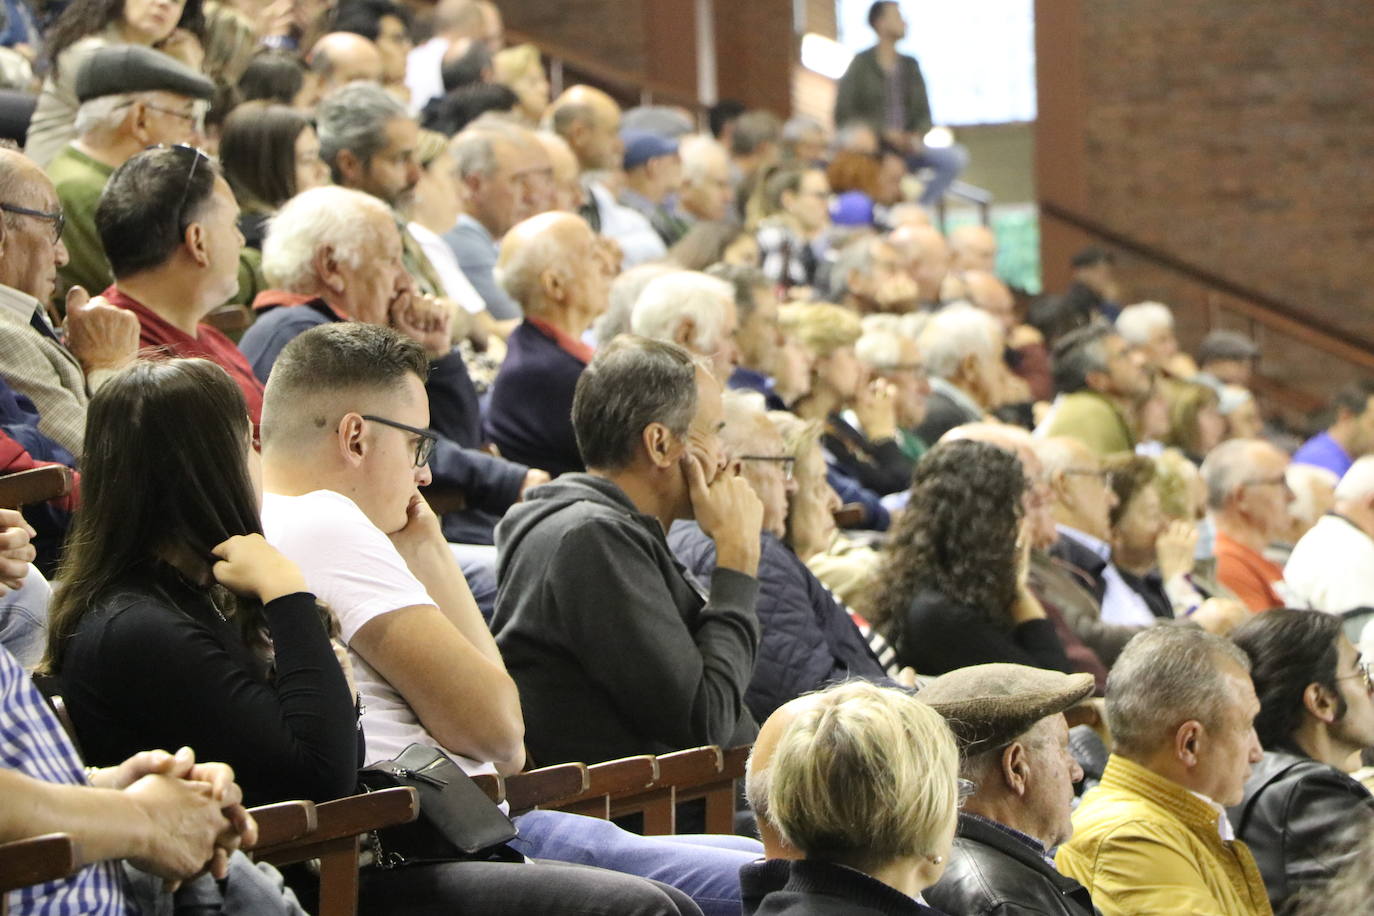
1038, 0, 1374, 429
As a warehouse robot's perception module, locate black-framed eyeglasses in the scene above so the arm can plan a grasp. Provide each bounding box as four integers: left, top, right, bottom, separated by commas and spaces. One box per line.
956, 778, 977, 808
0, 203, 64, 243
361, 414, 438, 467
738, 455, 796, 481
1335, 661, 1374, 693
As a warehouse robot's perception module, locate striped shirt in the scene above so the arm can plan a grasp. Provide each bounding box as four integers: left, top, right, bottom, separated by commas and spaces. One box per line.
0, 646, 125, 915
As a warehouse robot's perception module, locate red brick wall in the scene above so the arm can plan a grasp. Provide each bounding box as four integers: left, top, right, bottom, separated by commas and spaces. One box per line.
1037, 0, 1374, 429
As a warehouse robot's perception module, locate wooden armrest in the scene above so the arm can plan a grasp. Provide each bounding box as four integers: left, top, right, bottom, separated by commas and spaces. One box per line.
244, 801, 317, 851
0, 833, 81, 895
503, 763, 589, 814
204, 304, 254, 335
652, 746, 723, 789
550, 755, 657, 810
253, 786, 419, 865
720, 744, 751, 780
472, 772, 505, 805
834, 503, 867, 528
0, 466, 73, 509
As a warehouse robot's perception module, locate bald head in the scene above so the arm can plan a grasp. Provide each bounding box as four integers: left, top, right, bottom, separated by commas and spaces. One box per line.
949, 224, 997, 273
963, 270, 1015, 335
434, 0, 483, 36
497, 211, 605, 323
547, 85, 623, 172
889, 223, 950, 303
747, 692, 831, 860
310, 32, 383, 90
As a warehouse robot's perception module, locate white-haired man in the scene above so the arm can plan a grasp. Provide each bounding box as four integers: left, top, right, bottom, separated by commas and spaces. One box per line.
825, 235, 917, 314
485, 212, 611, 476
444, 121, 553, 322
240, 185, 544, 552
49, 45, 213, 300
674, 135, 734, 226
914, 303, 1003, 443
1203, 437, 1294, 613
1285, 455, 1374, 612
856, 323, 930, 462
631, 271, 739, 381
1115, 302, 1179, 374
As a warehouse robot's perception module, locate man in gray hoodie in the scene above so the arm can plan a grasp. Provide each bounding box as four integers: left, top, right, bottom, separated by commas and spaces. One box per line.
492, 334, 764, 767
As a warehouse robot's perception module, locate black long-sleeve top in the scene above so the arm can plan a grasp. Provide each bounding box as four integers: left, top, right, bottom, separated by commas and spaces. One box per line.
822, 414, 915, 497
889, 588, 1073, 676
58, 567, 359, 806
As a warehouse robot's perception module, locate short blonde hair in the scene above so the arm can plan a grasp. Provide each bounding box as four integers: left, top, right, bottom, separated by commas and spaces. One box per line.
492, 43, 541, 85
779, 302, 862, 360
765, 681, 959, 869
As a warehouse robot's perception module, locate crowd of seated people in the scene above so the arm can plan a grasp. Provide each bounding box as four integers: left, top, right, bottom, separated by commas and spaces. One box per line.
2, 0, 1374, 914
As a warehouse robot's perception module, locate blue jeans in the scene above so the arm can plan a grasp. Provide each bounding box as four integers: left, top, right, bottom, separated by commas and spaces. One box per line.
911, 143, 970, 205
448, 543, 499, 622
512, 809, 762, 916
0, 565, 50, 669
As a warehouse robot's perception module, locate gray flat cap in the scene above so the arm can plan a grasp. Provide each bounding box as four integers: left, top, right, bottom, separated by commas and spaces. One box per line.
75, 45, 215, 104
917, 663, 1095, 757
1198, 329, 1259, 364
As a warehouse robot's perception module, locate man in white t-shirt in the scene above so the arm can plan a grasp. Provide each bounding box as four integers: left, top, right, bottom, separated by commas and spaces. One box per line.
258, 322, 761, 916
1286, 455, 1374, 613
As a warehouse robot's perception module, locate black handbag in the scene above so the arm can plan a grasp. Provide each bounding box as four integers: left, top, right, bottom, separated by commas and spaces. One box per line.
358, 743, 520, 868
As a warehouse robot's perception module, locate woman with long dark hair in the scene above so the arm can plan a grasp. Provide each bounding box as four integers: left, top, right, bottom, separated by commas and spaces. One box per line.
868, 439, 1072, 675
41, 358, 704, 916
27, 0, 207, 165
218, 101, 328, 249
43, 357, 359, 806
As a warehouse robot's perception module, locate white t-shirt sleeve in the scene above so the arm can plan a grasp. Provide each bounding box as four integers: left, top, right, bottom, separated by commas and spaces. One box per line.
261, 491, 435, 642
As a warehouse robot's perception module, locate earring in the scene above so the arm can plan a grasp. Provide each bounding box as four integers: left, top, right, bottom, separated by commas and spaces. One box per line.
928, 855, 944, 865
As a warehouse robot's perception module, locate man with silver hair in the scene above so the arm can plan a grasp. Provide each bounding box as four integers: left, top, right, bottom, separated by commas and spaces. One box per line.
779, 114, 828, 166
241, 185, 545, 554
1203, 437, 1294, 612
855, 321, 930, 461
630, 270, 739, 381
826, 234, 917, 314
1040, 323, 1149, 456
674, 135, 734, 226
48, 45, 213, 300
444, 119, 554, 323
316, 82, 459, 308
1284, 457, 1374, 611
1115, 301, 1179, 374
1057, 626, 1269, 915
914, 303, 1003, 443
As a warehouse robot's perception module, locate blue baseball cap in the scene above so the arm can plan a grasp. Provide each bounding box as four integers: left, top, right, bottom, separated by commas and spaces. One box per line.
622, 130, 680, 171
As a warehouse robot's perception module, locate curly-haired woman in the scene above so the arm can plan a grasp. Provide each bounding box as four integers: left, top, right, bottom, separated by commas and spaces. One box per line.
868, 439, 1072, 676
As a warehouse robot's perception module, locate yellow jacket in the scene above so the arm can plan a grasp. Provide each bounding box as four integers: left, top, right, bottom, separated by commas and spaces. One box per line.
1056, 755, 1272, 916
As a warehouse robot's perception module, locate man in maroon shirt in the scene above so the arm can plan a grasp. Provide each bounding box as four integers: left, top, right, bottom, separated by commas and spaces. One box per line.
93, 146, 264, 424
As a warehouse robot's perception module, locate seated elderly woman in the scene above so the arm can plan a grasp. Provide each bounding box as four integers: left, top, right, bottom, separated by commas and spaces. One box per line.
1101, 452, 1247, 627
740, 681, 961, 915
856, 317, 931, 463
869, 439, 1072, 676
782, 302, 914, 497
